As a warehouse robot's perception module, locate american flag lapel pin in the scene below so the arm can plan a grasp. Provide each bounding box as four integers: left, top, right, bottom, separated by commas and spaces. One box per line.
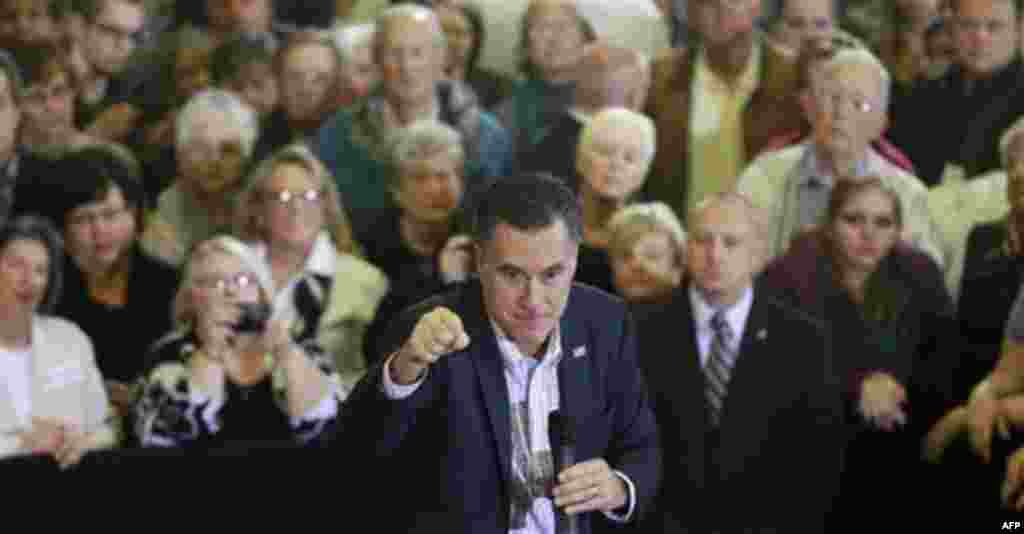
572, 346, 587, 358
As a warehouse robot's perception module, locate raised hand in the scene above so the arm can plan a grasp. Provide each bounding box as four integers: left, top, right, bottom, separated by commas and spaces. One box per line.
390, 307, 471, 385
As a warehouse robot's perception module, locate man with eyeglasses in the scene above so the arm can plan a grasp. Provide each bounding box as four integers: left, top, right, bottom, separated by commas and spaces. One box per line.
737, 47, 943, 267
889, 0, 1024, 186
645, 0, 805, 224
61, 0, 157, 138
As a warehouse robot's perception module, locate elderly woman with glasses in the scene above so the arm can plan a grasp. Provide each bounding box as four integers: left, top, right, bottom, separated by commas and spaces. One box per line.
234, 144, 387, 391
134, 235, 345, 449
0, 215, 116, 468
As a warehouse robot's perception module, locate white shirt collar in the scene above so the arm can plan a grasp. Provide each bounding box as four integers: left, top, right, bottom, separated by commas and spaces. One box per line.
688, 283, 754, 344
490, 319, 563, 369
251, 231, 339, 279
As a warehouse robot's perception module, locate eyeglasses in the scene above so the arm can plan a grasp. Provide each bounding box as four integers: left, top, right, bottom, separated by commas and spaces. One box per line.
263, 189, 323, 207
193, 272, 257, 293
815, 87, 877, 114
67, 206, 131, 228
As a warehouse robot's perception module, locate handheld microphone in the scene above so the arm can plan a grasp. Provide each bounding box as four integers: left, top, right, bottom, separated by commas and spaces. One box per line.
549, 410, 579, 534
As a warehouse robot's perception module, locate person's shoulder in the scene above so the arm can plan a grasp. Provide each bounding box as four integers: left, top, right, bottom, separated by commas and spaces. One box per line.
135, 246, 180, 278
313, 108, 358, 143
890, 243, 950, 297
738, 144, 805, 195
566, 282, 627, 318
968, 219, 1008, 244
36, 315, 91, 344
332, 252, 390, 309
875, 154, 929, 194
650, 46, 690, 78
753, 290, 828, 337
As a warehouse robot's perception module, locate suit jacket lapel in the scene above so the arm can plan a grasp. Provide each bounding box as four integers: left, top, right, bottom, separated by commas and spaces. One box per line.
719, 289, 770, 437
462, 284, 513, 490
676, 286, 708, 424
557, 292, 591, 438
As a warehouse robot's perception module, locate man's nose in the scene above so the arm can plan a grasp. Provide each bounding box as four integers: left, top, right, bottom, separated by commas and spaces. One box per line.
522, 278, 545, 309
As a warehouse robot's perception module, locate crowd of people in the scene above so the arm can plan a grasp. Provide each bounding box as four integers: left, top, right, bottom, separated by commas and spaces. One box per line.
2, 0, 1024, 528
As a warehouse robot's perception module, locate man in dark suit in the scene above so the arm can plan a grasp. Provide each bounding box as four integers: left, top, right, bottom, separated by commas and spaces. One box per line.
341, 173, 661, 533
634, 192, 842, 532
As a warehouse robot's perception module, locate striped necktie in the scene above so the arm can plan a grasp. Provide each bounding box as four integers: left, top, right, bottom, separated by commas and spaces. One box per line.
705, 311, 735, 426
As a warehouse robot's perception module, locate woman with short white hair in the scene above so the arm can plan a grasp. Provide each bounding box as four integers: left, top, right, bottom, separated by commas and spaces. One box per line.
573, 107, 657, 294
362, 119, 472, 363
142, 89, 259, 265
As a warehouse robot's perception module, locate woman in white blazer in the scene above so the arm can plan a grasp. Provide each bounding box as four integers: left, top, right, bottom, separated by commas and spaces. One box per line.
0, 216, 116, 467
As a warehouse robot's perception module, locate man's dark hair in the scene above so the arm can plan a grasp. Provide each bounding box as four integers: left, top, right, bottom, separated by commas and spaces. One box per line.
47, 145, 147, 229
470, 173, 582, 245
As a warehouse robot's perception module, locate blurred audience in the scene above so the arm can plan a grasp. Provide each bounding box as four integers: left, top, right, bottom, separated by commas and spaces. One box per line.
739, 47, 942, 266
311, 4, 511, 242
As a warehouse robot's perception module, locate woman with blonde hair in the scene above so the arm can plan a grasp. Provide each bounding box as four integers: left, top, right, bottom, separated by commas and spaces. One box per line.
135, 235, 345, 449
607, 201, 686, 304
234, 144, 387, 391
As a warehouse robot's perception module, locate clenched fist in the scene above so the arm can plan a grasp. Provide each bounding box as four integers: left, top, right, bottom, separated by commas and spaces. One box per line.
390, 307, 471, 385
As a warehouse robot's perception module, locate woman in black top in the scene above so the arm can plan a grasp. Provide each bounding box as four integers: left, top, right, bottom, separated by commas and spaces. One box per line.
34, 147, 180, 416
761, 177, 959, 519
